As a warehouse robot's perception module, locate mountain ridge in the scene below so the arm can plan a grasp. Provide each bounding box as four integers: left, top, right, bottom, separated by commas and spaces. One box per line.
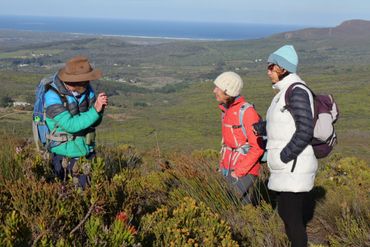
272, 19, 370, 40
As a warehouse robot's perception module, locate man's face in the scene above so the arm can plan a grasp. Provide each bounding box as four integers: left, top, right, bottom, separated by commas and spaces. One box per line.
65, 81, 89, 94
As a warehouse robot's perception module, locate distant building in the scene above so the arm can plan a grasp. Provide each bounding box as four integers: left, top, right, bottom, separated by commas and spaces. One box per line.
13, 101, 31, 107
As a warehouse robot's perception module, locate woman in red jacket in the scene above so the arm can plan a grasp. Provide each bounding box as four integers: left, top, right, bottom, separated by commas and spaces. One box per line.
213, 71, 264, 204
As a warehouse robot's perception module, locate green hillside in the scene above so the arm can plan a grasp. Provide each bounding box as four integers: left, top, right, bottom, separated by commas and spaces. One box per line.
0, 25, 369, 159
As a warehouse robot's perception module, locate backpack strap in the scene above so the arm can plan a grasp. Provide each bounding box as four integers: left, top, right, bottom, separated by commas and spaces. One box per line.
239, 102, 254, 139
284, 82, 312, 106
43, 82, 70, 149
283, 82, 315, 119
221, 102, 253, 148
46, 85, 68, 108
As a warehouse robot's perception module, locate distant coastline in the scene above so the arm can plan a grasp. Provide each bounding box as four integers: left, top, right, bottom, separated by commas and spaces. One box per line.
0, 15, 307, 40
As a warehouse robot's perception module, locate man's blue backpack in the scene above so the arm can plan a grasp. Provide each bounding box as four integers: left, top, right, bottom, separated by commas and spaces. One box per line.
32, 74, 66, 152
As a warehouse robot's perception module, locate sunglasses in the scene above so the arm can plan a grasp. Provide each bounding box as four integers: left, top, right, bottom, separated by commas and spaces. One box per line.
267, 64, 275, 71
65, 81, 90, 87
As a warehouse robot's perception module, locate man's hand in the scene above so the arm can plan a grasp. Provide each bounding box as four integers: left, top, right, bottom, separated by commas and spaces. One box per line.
94, 92, 108, 113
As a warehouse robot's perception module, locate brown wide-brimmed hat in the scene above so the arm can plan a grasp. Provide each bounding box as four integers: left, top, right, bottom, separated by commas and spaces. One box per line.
58, 56, 102, 82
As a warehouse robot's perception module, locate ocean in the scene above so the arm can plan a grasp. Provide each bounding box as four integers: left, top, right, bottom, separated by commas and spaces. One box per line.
0, 15, 306, 40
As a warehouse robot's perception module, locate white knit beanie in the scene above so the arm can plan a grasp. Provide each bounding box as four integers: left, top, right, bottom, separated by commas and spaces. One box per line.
213, 71, 243, 97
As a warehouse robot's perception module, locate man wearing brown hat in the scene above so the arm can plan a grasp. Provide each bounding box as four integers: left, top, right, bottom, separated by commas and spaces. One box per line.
43, 56, 108, 187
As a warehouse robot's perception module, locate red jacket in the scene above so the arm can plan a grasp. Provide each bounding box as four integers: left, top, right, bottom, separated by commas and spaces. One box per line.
219, 96, 264, 177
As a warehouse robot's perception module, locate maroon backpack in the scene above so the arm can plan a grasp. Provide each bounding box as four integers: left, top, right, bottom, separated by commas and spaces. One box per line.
285, 83, 339, 159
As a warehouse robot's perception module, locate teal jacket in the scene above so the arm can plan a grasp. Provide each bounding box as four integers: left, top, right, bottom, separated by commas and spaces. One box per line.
44, 78, 103, 157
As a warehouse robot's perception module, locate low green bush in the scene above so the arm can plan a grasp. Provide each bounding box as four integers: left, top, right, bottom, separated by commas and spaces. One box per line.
140, 196, 238, 246
315, 156, 370, 247
230, 202, 288, 247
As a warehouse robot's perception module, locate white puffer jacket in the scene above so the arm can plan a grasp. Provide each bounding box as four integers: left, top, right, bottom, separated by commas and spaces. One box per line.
266, 73, 318, 192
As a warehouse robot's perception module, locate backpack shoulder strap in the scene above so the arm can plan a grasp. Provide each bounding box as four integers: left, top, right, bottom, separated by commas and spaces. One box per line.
285, 82, 309, 103
284, 82, 315, 113
47, 85, 68, 107
239, 102, 254, 138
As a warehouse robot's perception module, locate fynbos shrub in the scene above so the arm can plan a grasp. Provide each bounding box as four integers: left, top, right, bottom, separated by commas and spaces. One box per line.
85, 212, 137, 246
140, 197, 238, 246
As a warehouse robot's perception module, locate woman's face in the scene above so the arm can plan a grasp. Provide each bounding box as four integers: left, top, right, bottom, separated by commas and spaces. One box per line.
267, 64, 285, 84
213, 86, 229, 104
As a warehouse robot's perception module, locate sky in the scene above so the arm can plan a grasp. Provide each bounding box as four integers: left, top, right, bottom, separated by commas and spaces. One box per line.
1, 0, 370, 27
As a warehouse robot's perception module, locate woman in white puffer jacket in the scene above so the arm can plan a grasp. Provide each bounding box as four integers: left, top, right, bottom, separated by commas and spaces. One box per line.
255, 45, 318, 247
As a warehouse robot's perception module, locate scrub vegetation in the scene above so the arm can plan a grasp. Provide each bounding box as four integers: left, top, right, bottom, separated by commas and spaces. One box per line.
0, 137, 368, 246
0, 21, 369, 246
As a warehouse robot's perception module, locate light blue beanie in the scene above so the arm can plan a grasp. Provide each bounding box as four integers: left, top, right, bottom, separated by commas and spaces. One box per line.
267, 45, 298, 73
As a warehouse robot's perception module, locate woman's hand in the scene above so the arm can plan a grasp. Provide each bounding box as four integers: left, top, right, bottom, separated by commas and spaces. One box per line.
231, 171, 239, 180
252, 121, 267, 136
